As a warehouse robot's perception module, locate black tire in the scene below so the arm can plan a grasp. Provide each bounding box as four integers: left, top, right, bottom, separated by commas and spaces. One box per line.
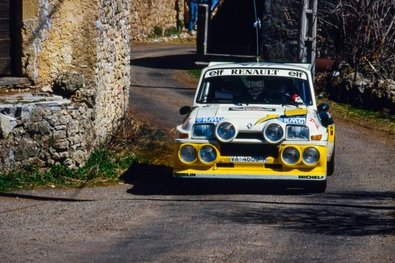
327, 148, 335, 176
306, 180, 327, 193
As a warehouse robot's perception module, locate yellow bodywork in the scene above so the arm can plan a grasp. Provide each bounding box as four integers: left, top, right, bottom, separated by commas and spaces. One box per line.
173, 142, 327, 180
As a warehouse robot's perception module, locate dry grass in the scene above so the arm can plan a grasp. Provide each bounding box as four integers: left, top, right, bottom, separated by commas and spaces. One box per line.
108, 109, 174, 167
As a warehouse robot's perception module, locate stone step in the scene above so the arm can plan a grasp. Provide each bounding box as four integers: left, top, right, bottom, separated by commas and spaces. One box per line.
0, 77, 31, 88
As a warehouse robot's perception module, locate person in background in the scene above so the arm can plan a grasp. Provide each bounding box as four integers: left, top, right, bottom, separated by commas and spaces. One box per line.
188, 0, 198, 34
210, 0, 220, 10
188, 0, 215, 34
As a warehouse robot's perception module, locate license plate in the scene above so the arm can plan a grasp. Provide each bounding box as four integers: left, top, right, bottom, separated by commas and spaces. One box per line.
230, 156, 267, 163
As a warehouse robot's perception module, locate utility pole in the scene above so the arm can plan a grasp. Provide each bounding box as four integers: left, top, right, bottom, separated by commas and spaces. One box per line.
298, 0, 318, 74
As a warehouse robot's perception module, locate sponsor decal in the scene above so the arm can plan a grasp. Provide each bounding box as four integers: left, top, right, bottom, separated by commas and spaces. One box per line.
205, 69, 308, 80
329, 125, 335, 136
230, 156, 267, 163
284, 108, 308, 116
195, 117, 224, 123
288, 71, 306, 79
279, 117, 306, 125
208, 69, 224, 77
309, 117, 320, 130
174, 173, 196, 177
255, 114, 306, 126
229, 107, 276, 111
254, 114, 280, 125
298, 175, 325, 180
230, 69, 279, 76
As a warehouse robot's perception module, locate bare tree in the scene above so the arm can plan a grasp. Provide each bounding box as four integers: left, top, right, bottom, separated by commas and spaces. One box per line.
319, 0, 395, 79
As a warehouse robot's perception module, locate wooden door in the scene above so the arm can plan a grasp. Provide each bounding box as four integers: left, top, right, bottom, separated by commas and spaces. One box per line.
0, 0, 11, 75
0, 0, 22, 77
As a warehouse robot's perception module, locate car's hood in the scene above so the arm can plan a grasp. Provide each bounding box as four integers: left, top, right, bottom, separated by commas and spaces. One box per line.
194, 104, 309, 126
182, 104, 326, 138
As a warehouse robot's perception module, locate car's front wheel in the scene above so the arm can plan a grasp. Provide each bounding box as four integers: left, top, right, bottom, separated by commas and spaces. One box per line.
305, 180, 327, 193
327, 148, 335, 176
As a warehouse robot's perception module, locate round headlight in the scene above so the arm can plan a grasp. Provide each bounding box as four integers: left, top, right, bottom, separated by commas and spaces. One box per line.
282, 147, 300, 165
199, 145, 217, 163
179, 145, 197, 163
302, 147, 320, 165
216, 122, 237, 142
263, 122, 284, 144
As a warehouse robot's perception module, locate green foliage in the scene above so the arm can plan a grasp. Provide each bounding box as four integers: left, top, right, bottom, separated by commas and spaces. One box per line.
188, 69, 202, 79
164, 27, 180, 37
0, 109, 174, 192
0, 148, 136, 192
321, 99, 395, 134
152, 26, 163, 37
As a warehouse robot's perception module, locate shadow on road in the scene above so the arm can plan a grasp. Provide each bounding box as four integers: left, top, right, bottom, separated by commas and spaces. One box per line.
121, 163, 319, 196
217, 195, 395, 236
121, 163, 395, 237
131, 53, 199, 70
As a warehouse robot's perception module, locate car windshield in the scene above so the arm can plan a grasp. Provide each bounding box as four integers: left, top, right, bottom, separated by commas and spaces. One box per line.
196, 72, 313, 105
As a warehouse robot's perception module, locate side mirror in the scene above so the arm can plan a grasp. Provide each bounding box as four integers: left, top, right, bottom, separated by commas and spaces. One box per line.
179, 106, 192, 115
318, 103, 330, 112
317, 103, 334, 127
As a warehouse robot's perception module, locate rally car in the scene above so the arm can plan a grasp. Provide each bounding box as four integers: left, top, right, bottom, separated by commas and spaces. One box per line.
173, 62, 335, 192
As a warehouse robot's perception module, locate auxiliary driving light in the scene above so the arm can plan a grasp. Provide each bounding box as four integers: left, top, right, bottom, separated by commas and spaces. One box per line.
179, 144, 197, 163
199, 145, 217, 163
282, 146, 300, 165
302, 147, 320, 165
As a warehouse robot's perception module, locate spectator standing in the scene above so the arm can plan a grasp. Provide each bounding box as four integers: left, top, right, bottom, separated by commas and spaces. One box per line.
210, 0, 220, 10
188, 0, 198, 34
188, 0, 214, 34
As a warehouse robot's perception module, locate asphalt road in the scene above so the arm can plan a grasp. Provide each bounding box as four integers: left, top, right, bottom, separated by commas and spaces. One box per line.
0, 43, 394, 263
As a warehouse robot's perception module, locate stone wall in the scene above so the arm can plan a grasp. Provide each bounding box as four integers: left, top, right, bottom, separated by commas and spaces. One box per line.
94, 0, 131, 143
0, 0, 131, 172
131, 0, 185, 41
0, 95, 94, 170
326, 62, 395, 114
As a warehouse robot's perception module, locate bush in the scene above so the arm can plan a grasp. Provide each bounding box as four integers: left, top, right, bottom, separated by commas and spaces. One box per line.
318, 0, 395, 79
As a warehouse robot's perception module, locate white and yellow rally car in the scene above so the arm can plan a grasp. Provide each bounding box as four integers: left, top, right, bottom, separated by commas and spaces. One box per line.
174, 62, 335, 192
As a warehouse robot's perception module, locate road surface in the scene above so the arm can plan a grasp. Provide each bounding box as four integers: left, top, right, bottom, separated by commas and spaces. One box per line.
0, 42, 394, 263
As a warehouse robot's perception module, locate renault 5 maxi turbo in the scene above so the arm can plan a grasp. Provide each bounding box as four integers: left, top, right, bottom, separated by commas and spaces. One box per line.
174, 62, 335, 192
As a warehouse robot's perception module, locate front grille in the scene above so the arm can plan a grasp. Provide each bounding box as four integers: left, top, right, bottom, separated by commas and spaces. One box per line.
236, 132, 263, 140
219, 143, 278, 157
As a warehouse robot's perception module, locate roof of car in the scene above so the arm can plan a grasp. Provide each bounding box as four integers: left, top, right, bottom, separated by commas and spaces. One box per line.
206, 61, 312, 71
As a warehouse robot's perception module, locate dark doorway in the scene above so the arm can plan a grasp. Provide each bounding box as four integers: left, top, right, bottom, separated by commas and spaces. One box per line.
0, 0, 22, 76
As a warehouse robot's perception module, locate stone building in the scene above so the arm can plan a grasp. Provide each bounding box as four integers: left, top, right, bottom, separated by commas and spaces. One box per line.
0, 0, 131, 171
131, 0, 186, 41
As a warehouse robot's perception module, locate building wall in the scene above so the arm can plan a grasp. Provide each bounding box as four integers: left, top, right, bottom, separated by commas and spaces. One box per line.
0, 0, 131, 171
131, 0, 185, 41
22, 0, 97, 84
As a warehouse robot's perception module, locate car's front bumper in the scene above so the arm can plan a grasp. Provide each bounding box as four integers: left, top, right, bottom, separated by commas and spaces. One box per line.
173, 142, 327, 181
